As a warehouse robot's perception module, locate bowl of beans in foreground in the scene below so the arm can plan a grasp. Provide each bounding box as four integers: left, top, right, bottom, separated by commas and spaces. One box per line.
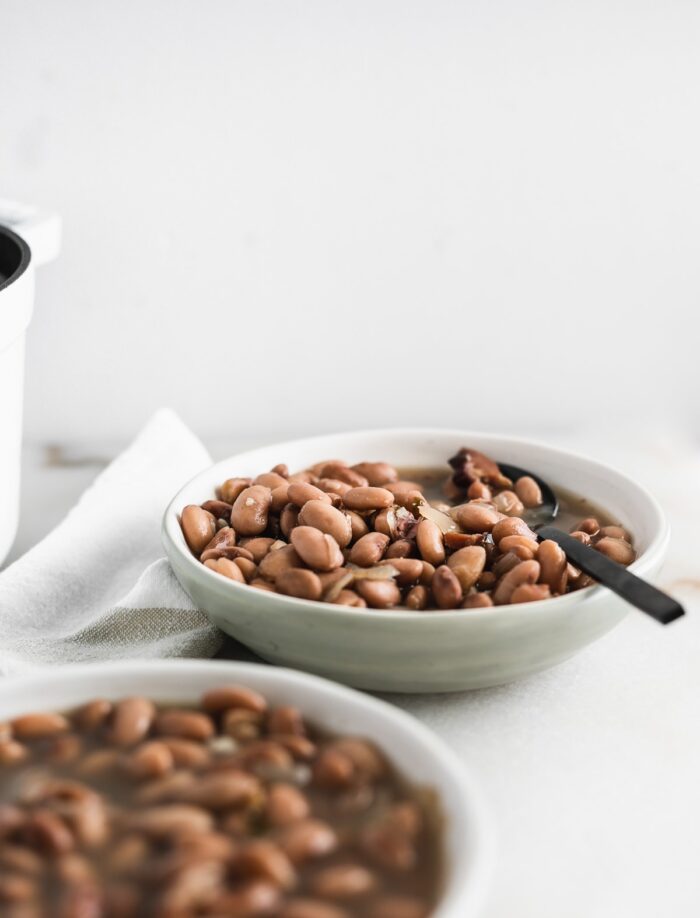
0, 660, 492, 918
163, 429, 669, 692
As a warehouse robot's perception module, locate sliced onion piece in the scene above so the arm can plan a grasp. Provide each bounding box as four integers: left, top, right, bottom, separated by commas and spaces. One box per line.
346, 564, 399, 581
418, 502, 459, 534
322, 569, 355, 603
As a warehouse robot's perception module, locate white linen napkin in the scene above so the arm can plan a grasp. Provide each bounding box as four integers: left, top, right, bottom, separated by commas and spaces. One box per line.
0, 410, 224, 675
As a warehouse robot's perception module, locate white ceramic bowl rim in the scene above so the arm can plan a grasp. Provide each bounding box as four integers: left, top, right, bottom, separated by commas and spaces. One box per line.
0, 659, 495, 918
163, 428, 669, 622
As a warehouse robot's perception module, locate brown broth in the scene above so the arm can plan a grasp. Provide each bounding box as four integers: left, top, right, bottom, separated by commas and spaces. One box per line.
397, 466, 624, 535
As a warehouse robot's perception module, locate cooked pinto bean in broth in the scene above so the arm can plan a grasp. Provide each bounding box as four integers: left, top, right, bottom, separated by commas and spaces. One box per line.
0, 686, 442, 916
179, 448, 636, 610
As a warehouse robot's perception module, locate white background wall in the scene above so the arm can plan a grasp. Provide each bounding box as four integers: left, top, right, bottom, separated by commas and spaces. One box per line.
2, 0, 699, 444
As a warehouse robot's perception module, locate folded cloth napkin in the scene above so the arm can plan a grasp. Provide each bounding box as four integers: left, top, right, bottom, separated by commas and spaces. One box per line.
0, 410, 224, 675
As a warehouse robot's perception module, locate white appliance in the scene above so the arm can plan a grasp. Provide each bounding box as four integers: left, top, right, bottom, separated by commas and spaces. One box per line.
0, 200, 61, 564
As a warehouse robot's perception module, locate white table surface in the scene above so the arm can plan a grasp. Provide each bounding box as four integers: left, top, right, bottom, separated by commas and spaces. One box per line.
5, 431, 700, 918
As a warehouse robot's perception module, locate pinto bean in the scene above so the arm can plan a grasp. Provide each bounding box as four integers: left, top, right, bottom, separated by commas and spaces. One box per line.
316, 463, 368, 487
514, 476, 543, 508
73, 700, 112, 734
311, 863, 376, 899
297, 501, 352, 548
276, 569, 323, 602
181, 505, 218, 555
129, 805, 213, 837
267, 707, 304, 737
200, 499, 234, 521
492, 517, 538, 544
222, 708, 262, 741
235, 840, 296, 890
202, 684, 268, 715
277, 820, 338, 865
385, 481, 423, 498
595, 536, 636, 565
231, 486, 273, 536
598, 525, 631, 542
219, 477, 253, 503
204, 557, 246, 582
0, 741, 28, 765
431, 566, 463, 609
461, 592, 494, 609
384, 539, 415, 559
332, 590, 367, 608
405, 585, 429, 610
492, 489, 525, 516
498, 535, 538, 560
467, 480, 491, 501
349, 532, 389, 567
317, 478, 352, 498
287, 482, 332, 508
537, 540, 567, 593
271, 485, 291, 513
160, 738, 211, 769
266, 784, 310, 828
234, 557, 258, 582
124, 741, 174, 781
575, 517, 600, 536
0, 873, 36, 903
451, 502, 502, 533
361, 821, 416, 872
354, 579, 401, 609
11, 712, 68, 740
372, 508, 395, 538
290, 528, 344, 572
570, 530, 592, 545
110, 698, 155, 747
447, 546, 486, 591
255, 472, 288, 490
258, 544, 304, 582
241, 538, 277, 563
386, 558, 424, 586
350, 462, 399, 487
391, 488, 424, 511
279, 504, 300, 539
511, 583, 551, 603
24, 810, 75, 855
182, 770, 263, 810
155, 710, 214, 742
342, 487, 394, 513
415, 519, 445, 565
0, 845, 43, 877
493, 559, 541, 605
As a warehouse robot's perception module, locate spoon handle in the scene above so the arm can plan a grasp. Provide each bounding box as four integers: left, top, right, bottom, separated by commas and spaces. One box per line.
537, 526, 684, 625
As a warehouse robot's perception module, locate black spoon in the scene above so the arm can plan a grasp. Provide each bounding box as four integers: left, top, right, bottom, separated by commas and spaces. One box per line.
497, 463, 684, 626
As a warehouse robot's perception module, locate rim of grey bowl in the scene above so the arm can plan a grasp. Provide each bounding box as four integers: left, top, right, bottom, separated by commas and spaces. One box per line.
0, 659, 495, 918
163, 427, 670, 622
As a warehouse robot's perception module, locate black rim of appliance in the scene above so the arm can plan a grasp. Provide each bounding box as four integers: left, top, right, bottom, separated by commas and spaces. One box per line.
0, 224, 31, 292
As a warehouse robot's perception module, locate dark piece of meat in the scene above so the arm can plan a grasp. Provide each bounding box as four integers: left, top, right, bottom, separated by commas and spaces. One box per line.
448, 447, 512, 490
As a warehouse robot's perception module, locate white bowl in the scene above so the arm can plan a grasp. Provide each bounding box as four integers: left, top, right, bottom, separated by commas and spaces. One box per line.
0, 659, 493, 918
162, 429, 669, 692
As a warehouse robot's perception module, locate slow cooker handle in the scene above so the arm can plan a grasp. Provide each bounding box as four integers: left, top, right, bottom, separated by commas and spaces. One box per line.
0, 198, 61, 267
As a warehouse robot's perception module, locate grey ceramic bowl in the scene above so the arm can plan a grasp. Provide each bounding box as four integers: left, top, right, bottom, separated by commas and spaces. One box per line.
162, 429, 669, 693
